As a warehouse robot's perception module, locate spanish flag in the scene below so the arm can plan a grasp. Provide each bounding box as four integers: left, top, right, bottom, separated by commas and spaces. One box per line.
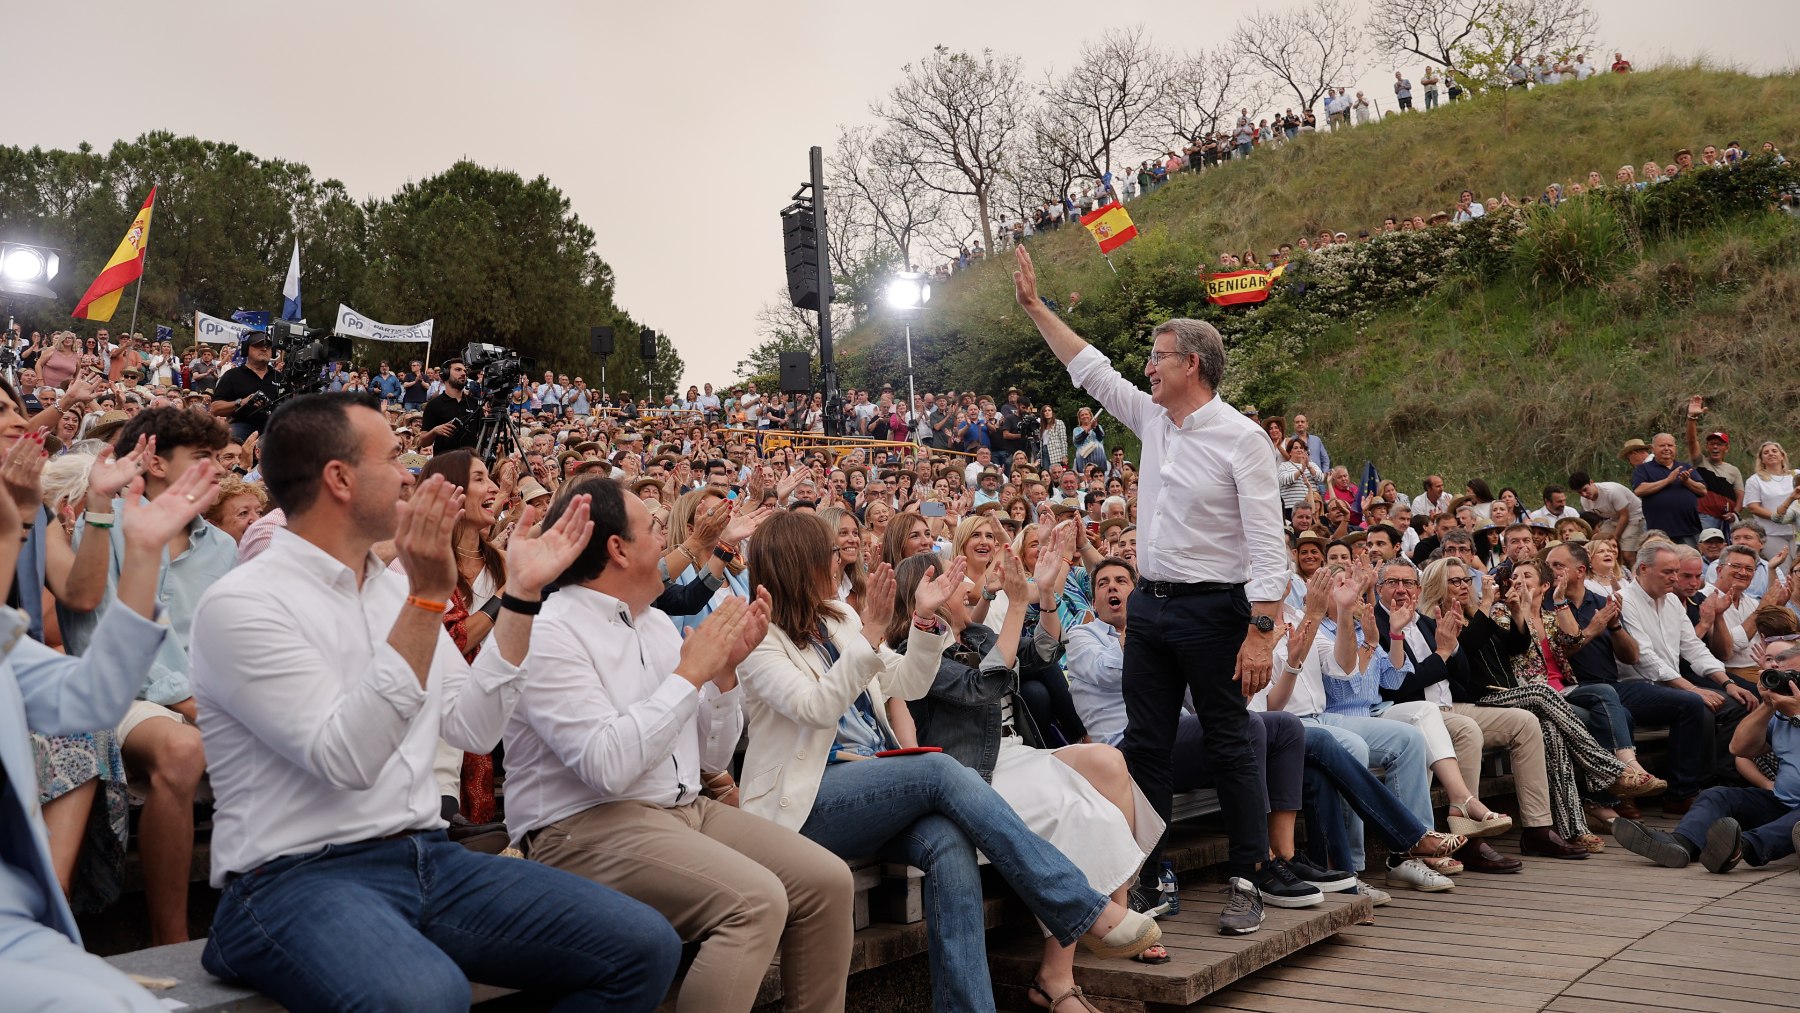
72, 186, 156, 321
1079, 202, 1137, 255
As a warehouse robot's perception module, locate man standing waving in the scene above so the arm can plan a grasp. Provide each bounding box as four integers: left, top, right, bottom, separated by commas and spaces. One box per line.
1013, 246, 1287, 935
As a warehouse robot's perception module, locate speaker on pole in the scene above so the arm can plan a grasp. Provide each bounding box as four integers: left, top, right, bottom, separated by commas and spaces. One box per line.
640, 328, 657, 360
778, 351, 811, 394
590, 325, 614, 356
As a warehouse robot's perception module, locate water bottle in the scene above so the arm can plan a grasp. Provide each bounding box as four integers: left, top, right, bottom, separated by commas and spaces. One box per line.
1157, 861, 1180, 916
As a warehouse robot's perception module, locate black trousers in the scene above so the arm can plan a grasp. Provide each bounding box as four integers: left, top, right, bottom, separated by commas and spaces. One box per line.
1122, 585, 1269, 881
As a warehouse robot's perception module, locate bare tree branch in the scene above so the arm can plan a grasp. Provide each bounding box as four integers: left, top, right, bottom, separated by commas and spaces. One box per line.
1234, 0, 1365, 112
1150, 45, 1266, 145
874, 46, 1027, 252
1036, 26, 1168, 180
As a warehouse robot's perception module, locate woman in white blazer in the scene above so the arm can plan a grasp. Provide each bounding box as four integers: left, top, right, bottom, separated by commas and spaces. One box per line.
738, 513, 1161, 1013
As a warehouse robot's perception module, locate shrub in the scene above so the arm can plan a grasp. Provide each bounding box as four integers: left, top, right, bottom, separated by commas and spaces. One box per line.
1513, 197, 1634, 290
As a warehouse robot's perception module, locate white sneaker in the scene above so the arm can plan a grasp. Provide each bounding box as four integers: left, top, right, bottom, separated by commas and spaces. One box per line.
1345, 879, 1391, 906
1386, 858, 1455, 892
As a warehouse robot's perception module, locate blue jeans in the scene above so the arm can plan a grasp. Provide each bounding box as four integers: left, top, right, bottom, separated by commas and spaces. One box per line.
1306, 715, 1433, 873
1674, 786, 1800, 866
799, 752, 1108, 1013
1299, 725, 1430, 874
203, 831, 680, 1013
1615, 680, 1712, 799
1566, 682, 1634, 804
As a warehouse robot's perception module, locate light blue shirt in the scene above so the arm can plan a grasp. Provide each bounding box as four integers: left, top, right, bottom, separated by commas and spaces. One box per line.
1770, 716, 1800, 808
1065, 619, 1126, 746
1318, 617, 1411, 716
63, 499, 236, 705
1705, 557, 1769, 598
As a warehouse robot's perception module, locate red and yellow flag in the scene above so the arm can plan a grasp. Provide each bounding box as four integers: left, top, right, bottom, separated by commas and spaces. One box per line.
72, 186, 156, 321
1079, 202, 1137, 255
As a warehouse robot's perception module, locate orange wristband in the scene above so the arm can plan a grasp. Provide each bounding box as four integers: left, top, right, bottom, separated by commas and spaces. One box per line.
406, 595, 448, 614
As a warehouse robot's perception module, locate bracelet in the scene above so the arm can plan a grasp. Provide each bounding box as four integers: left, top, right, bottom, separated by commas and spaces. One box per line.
1283, 663, 1304, 676
912, 612, 943, 633
712, 545, 736, 563
84, 511, 116, 528
500, 593, 543, 616
1389, 631, 1406, 641
405, 594, 447, 614
1608, 623, 1623, 632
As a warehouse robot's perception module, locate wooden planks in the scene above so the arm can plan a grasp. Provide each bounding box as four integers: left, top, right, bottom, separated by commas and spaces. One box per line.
1215, 812, 1800, 1013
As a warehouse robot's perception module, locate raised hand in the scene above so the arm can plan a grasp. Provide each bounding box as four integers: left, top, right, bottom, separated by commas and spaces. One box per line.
1, 429, 46, 516
119, 462, 222, 555
1328, 567, 1362, 612
691, 497, 733, 545
1013, 244, 1040, 309
677, 596, 750, 687
1433, 605, 1463, 655
730, 589, 772, 668
911, 554, 969, 617
722, 505, 773, 545
507, 493, 592, 598
1303, 567, 1335, 620
393, 474, 463, 601
0, 435, 43, 539
860, 562, 897, 634
998, 544, 1031, 600
87, 435, 155, 505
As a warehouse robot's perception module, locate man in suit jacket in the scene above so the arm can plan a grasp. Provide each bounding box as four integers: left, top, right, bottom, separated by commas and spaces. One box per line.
1, 455, 221, 1011
1370, 558, 1572, 868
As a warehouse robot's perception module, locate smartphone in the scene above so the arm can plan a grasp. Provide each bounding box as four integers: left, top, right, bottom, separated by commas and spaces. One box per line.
920, 501, 947, 518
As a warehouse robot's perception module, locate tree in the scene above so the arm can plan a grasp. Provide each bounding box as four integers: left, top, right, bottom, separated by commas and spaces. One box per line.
875, 46, 1027, 253
1035, 26, 1168, 181
1366, 0, 1597, 92
1150, 45, 1264, 145
1449, 0, 1601, 93
830, 125, 943, 275
1234, 0, 1364, 113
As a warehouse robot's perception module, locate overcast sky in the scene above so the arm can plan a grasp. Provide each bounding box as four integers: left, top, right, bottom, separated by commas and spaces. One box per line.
8, 1, 1793, 386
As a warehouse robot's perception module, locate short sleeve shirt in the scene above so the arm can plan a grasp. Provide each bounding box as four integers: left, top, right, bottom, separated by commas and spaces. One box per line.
1631, 461, 1702, 538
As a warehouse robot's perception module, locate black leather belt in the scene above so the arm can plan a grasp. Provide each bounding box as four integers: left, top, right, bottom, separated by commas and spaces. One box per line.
1139, 579, 1241, 598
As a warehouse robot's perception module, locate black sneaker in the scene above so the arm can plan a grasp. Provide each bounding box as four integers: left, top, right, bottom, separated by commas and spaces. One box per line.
1700, 818, 1742, 874
1614, 818, 1695, 868
1254, 858, 1324, 909
1128, 883, 1170, 919
1219, 877, 1265, 935
1285, 854, 1357, 893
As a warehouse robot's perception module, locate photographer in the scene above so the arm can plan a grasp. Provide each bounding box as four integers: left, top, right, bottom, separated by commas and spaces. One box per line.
418, 357, 479, 453
208, 330, 283, 442
190, 392, 679, 1010
1615, 637, 1800, 872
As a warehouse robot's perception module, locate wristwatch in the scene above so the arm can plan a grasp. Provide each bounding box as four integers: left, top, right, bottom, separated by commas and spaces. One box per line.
1249, 615, 1276, 634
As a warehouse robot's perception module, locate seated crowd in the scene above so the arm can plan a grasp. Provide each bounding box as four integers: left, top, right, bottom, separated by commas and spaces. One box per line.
6, 313, 1799, 1013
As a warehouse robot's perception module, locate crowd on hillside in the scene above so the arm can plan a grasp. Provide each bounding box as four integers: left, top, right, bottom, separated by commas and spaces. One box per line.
934, 51, 1636, 277
9, 263, 1800, 1012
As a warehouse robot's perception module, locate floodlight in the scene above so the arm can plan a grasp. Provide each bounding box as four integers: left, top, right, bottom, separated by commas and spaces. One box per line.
0, 242, 60, 299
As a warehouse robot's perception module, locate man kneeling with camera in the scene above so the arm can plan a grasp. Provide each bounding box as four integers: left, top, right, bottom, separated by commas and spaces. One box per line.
1615, 638, 1800, 873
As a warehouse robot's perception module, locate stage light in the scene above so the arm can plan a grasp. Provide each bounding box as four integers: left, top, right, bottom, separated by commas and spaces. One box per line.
885, 276, 930, 310
0, 241, 60, 299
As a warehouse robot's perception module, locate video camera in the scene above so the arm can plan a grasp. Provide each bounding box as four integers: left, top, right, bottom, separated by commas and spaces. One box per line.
463, 342, 535, 410
1760, 668, 1798, 693
268, 321, 353, 400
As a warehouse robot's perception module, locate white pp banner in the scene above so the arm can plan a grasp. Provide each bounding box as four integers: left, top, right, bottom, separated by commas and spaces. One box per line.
333, 304, 433, 343
194, 310, 255, 345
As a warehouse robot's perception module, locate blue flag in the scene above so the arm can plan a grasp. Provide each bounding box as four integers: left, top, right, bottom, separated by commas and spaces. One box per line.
280, 237, 302, 322
230, 309, 270, 329
1360, 461, 1381, 516
154, 325, 173, 344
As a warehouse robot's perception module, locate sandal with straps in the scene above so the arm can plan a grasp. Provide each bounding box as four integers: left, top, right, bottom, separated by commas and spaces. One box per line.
1410, 830, 1468, 858
1447, 796, 1513, 838
1030, 977, 1101, 1013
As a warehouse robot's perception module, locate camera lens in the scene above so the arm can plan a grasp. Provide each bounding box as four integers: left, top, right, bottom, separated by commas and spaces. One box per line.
1761, 669, 1793, 692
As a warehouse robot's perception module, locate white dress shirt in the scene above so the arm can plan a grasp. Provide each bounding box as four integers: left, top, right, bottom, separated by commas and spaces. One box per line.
503, 586, 741, 843
1256, 624, 1332, 718
1066, 346, 1287, 601
190, 529, 525, 885
1616, 580, 1724, 684
1700, 585, 1760, 670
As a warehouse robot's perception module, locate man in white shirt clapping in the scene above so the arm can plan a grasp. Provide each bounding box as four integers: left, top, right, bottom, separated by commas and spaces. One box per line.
190, 392, 680, 1011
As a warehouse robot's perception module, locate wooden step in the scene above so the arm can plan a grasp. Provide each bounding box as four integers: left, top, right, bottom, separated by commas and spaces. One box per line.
988, 886, 1372, 1012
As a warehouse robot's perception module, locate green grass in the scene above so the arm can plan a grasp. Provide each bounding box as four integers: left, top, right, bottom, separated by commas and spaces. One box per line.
838, 65, 1800, 489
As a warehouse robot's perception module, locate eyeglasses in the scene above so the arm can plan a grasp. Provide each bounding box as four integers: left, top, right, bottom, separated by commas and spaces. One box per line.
1379, 578, 1421, 588
1146, 349, 1192, 365
1445, 577, 1473, 587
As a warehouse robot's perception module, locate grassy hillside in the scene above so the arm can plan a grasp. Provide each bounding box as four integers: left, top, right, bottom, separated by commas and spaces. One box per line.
839, 65, 1800, 490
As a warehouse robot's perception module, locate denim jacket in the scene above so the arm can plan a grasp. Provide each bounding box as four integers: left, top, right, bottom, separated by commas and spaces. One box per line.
902, 623, 1049, 780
